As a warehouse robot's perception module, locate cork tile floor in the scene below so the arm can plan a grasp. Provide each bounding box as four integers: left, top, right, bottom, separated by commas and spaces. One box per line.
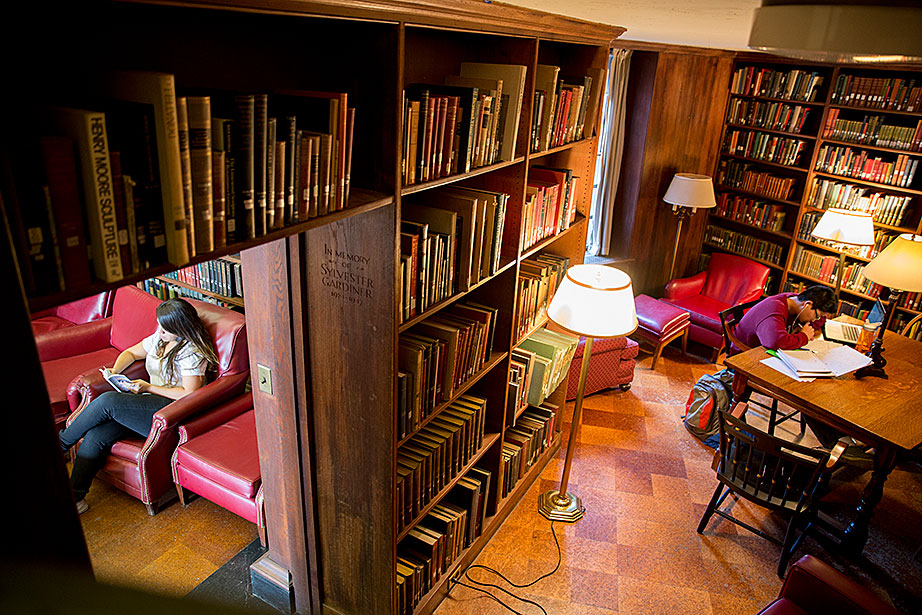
432, 347, 922, 615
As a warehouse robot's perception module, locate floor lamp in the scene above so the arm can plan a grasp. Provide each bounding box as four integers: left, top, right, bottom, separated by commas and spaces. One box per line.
538, 264, 637, 523
663, 174, 716, 281
809, 208, 875, 300
855, 233, 922, 379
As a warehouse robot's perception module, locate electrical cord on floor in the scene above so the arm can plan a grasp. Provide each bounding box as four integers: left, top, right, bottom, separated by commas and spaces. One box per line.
448, 508, 584, 614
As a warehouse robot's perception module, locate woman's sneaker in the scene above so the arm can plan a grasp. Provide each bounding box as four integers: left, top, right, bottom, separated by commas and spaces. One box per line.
75, 499, 89, 514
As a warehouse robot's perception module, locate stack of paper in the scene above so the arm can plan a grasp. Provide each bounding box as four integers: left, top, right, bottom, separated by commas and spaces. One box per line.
763, 339, 872, 380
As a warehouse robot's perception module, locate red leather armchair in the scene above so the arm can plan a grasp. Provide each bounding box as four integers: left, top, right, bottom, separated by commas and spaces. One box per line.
65, 285, 248, 515
759, 555, 898, 615
32, 291, 114, 336
663, 252, 769, 361
173, 392, 266, 545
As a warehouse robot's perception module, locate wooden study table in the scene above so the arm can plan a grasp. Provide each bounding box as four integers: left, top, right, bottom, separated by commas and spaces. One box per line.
725, 333, 922, 555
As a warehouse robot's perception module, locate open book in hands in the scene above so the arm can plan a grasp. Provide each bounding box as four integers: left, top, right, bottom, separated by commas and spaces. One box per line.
100, 368, 133, 393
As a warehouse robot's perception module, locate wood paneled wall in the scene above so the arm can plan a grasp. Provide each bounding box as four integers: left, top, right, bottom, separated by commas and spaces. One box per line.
609, 45, 734, 295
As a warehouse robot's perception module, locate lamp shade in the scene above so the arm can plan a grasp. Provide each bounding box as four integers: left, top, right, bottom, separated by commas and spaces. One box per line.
663, 173, 716, 211
810, 208, 875, 246
861, 234, 922, 292
547, 264, 637, 338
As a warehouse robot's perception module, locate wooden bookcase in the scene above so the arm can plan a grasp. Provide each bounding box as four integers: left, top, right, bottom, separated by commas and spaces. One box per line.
4, 2, 621, 615
707, 56, 922, 332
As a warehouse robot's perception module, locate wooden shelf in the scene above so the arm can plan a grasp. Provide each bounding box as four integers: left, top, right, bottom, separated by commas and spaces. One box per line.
716, 184, 803, 207
828, 103, 922, 118
811, 170, 922, 195
702, 242, 785, 271
728, 92, 826, 107
529, 137, 595, 158
801, 206, 916, 233
787, 270, 880, 301
819, 137, 922, 158
793, 238, 873, 263
708, 213, 792, 240
721, 153, 809, 173
726, 123, 817, 140
152, 275, 245, 307
401, 157, 525, 196
520, 213, 587, 260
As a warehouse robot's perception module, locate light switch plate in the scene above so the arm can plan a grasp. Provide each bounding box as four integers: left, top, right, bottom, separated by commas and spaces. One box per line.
257, 364, 273, 395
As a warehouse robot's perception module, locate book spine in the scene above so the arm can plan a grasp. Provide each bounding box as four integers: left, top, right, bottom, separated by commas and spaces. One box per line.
266, 117, 276, 230
223, 120, 237, 242
187, 96, 214, 253
344, 107, 355, 206
298, 133, 312, 221
274, 140, 286, 228
285, 115, 297, 225
233, 95, 256, 240
122, 175, 140, 274
254, 93, 268, 236
108, 151, 133, 276
176, 96, 196, 258
212, 150, 226, 249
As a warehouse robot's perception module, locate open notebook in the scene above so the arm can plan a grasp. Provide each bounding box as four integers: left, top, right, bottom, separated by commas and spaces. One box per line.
825, 300, 885, 344
771, 340, 872, 378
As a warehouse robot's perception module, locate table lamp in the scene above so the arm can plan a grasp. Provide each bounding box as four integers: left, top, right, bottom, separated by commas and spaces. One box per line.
538, 264, 637, 522
855, 233, 922, 379
663, 173, 716, 280
809, 208, 875, 300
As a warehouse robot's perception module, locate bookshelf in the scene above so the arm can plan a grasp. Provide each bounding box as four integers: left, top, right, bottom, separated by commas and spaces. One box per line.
4, 2, 621, 615
708, 59, 922, 333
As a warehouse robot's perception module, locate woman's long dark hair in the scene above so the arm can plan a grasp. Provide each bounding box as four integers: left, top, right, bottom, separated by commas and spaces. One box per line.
155, 298, 219, 385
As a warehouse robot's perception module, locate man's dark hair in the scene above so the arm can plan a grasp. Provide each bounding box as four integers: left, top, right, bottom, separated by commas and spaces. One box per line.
797, 285, 838, 313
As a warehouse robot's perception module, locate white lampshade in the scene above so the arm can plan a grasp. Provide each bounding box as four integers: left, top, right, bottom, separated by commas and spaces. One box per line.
547, 264, 637, 339
810, 209, 875, 246
862, 234, 922, 292
663, 173, 717, 212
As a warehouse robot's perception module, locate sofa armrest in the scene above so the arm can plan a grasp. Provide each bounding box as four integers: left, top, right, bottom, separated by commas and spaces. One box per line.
65, 360, 148, 418
35, 318, 113, 362
779, 555, 898, 615
177, 393, 253, 442
664, 271, 707, 301
154, 372, 250, 431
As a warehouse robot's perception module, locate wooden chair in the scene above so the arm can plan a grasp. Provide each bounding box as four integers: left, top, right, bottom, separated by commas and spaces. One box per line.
697, 402, 848, 578
902, 313, 922, 340
719, 300, 806, 436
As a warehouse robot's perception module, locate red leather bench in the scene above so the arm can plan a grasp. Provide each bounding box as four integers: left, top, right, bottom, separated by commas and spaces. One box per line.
173, 392, 266, 545
565, 336, 638, 399
632, 294, 691, 370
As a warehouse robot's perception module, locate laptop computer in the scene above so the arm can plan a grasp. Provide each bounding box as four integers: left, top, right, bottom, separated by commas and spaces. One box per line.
824, 300, 885, 344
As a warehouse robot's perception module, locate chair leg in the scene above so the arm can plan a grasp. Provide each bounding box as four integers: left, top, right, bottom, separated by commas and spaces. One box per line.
799, 412, 807, 436
258, 523, 268, 548
177, 485, 187, 507
778, 515, 801, 579
768, 399, 779, 435
697, 483, 725, 534
681, 330, 688, 356
651, 342, 664, 370
145, 503, 158, 516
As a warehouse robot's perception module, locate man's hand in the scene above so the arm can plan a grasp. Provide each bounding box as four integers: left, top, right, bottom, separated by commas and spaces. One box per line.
800, 323, 817, 340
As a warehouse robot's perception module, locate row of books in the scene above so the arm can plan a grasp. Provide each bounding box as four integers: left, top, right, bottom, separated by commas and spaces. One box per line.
512, 328, 579, 408
895, 291, 922, 311
396, 394, 487, 532
396, 466, 491, 615
522, 166, 580, 251
401, 62, 528, 185
722, 129, 807, 166
823, 110, 922, 152
839, 299, 873, 321
397, 302, 498, 439
160, 257, 243, 300
3, 70, 355, 297
138, 278, 239, 311
798, 212, 892, 259
501, 404, 557, 499
893, 313, 922, 340
726, 98, 813, 134
814, 145, 919, 189
830, 74, 922, 112
400, 187, 508, 321
730, 66, 825, 102
790, 245, 882, 297
530, 65, 605, 152
514, 253, 569, 340
507, 337, 568, 423
714, 193, 788, 232
704, 226, 785, 265
717, 159, 799, 201
806, 178, 914, 227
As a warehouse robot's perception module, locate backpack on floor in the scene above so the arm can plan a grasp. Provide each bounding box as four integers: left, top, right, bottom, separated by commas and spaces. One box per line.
683, 369, 735, 445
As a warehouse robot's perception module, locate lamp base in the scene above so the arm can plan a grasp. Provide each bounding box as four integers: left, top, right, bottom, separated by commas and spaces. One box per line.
537, 490, 585, 523
855, 338, 888, 379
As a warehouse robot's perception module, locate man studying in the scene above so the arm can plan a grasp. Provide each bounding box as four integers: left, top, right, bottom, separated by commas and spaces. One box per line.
731, 285, 872, 464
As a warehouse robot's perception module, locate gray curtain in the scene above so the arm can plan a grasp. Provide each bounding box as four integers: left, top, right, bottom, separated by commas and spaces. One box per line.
587, 48, 632, 257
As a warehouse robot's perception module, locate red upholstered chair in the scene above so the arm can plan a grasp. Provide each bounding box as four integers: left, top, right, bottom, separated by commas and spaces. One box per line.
565, 336, 638, 399
172, 392, 266, 545
758, 555, 898, 615
663, 253, 769, 361
64, 285, 249, 515
32, 291, 114, 336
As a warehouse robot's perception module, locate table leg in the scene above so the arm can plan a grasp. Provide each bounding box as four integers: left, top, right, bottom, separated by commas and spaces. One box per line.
841, 446, 898, 555
730, 372, 750, 407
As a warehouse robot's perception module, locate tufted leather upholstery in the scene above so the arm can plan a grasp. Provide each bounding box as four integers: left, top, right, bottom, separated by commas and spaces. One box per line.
633, 294, 691, 370
172, 393, 265, 542
31, 291, 114, 336
64, 285, 248, 514
663, 253, 769, 359
565, 336, 638, 399
758, 555, 898, 615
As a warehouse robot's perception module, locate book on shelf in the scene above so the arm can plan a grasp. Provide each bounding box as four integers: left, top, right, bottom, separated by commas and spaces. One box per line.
534, 64, 560, 151
459, 62, 527, 162
176, 96, 197, 257
444, 74, 502, 167
403, 203, 457, 300
212, 116, 235, 245
253, 93, 269, 235
230, 94, 255, 240
186, 96, 214, 253
47, 107, 124, 284
108, 70, 189, 267
582, 66, 606, 139
108, 152, 133, 277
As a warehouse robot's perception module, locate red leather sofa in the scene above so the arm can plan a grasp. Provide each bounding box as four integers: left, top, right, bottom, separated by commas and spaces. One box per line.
32, 291, 114, 336
64, 285, 249, 514
758, 555, 898, 615
173, 392, 266, 545
662, 252, 769, 361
